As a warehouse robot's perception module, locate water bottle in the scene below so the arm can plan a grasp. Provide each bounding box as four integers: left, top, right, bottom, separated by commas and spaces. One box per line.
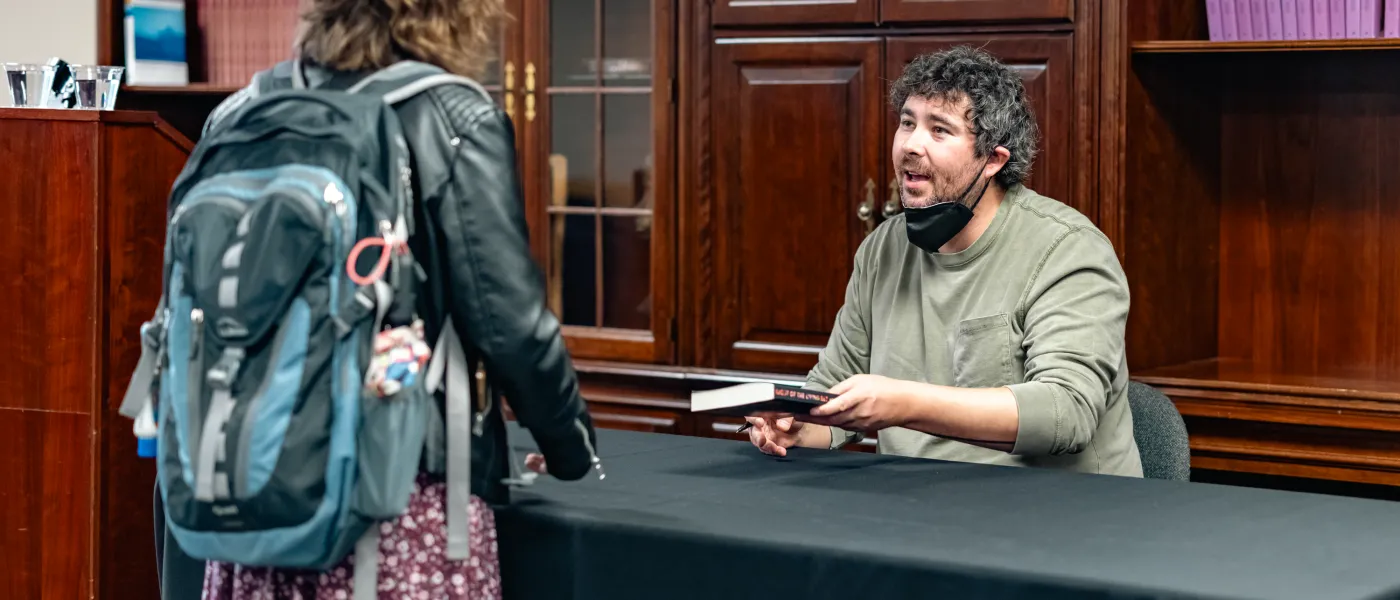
133, 398, 158, 458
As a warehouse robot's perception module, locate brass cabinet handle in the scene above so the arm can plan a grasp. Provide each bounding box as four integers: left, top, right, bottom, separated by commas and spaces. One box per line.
504, 61, 516, 120
525, 62, 537, 122
857, 178, 876, 234
884, 177, 901, 218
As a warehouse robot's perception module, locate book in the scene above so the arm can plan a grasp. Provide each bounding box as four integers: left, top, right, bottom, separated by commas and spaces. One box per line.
123, 0, 189, 85
1332, 0, 1347, 38
1208, 0, 1225, 40
1267, 0, 1286, 38
1361, 0, 1381, 36
1348, 0, 1362, 37
1315, 0, 1332, 37
1283, 0, 1300, 39
1238, 0, 1256, 39
1385, 0, 1399, 36
1223, 0, 1241, 39
1297, 0, 1314, 39
1260, 0, 1282, 37
690, 382, 834, 417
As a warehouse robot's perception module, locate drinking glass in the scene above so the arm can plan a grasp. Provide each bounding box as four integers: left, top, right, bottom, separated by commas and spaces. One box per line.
3, 63, 47, 107
71, 65, 125, 110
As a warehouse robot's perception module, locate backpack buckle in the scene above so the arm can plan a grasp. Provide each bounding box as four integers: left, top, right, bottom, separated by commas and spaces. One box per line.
206, 348, 245, 390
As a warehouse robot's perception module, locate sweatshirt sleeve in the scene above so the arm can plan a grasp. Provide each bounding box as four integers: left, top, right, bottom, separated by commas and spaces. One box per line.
805, 232, 880, 449
1006, 228, 1130, 456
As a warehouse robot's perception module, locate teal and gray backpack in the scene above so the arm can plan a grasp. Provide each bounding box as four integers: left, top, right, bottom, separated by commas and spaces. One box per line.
120, 59, 504, 599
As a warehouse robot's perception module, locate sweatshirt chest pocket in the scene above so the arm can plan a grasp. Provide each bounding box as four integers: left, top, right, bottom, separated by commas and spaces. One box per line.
951, 313, 1016, 389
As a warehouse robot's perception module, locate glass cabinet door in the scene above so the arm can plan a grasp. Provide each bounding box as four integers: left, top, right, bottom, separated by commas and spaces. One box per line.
478, 3, 523, 133
525, 0, 675, 364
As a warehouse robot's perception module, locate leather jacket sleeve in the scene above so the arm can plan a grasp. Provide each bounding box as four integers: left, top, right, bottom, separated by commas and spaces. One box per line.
425, 91, 599, 481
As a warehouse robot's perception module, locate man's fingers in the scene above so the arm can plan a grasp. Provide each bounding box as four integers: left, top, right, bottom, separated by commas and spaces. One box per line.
810, 393, 851, 417
828, 378, 856, 396
775, 416, 794, 432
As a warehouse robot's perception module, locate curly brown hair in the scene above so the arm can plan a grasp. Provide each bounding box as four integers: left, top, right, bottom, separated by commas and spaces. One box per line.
298, 0, 507, 78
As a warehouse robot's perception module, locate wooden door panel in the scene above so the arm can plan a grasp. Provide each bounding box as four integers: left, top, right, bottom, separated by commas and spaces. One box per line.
881, 0, 1073, 24
713, 0, 877, 26
885, 35, 1075, 209
711, 38, 885, 374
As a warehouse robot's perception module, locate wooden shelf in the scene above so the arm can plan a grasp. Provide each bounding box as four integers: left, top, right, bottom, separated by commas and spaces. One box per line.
124, 83, 242, 95
1136, 358, 1400, 403
1132, 38, 1400, 54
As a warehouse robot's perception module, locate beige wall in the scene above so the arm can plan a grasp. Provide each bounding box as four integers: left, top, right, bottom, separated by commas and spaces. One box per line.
0, 0, 98, 106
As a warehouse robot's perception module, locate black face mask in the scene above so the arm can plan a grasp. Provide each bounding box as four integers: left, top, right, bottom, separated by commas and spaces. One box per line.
903, 159, 994, 254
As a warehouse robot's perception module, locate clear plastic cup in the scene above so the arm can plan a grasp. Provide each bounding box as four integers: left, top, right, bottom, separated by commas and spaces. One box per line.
70, 65, 125, 110
3, 63, 47, 107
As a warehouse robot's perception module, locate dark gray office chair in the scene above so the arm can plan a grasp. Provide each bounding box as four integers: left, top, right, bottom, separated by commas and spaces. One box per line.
1127, 381, 1191, 481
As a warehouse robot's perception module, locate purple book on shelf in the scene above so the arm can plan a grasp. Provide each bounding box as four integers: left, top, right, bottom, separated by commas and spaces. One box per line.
1223, 0, 1241, 39
1253, 0, 1272, 37
1237, 0, 1255, 39
1267, 0, 1287, 37
1297, 0, 1314, 38
1332, 0, 1347, 37
1283, 0, 1300, 38
1208, 0, 1225, 40
1347, 0, 1361, 37
1386, 0, 1399, 36
1360, 0, 1380, 36
1314, 0, 1332, 36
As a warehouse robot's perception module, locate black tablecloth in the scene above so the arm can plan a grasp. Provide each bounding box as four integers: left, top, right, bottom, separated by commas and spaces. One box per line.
494, 426, 1400, 600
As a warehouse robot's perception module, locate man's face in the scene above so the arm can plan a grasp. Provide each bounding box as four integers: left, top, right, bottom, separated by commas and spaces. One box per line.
892, 94, 984, 209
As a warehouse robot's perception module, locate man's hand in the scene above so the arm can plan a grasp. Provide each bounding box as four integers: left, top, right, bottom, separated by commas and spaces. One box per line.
745, 414, 805, 457
806, 374, 916, 432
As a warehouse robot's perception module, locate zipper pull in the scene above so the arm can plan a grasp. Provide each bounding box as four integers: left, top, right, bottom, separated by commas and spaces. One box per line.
472, 364, 488, 436
190, 308, 205, 361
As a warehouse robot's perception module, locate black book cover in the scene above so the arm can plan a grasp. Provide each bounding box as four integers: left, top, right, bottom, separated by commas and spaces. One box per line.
690, 382, 835, 416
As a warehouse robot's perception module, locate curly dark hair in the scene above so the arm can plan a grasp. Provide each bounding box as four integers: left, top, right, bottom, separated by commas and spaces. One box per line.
889, 45, 1039, 189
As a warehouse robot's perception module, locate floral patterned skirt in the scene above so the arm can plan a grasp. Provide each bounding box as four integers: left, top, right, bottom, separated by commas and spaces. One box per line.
202, 474, 501, 600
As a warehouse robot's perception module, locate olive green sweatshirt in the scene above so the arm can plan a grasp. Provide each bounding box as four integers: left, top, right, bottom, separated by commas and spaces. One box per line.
806, 184, 1143, 477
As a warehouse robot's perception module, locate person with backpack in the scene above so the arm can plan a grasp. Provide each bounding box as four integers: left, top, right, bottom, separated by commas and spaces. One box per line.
123, 0, 601, 598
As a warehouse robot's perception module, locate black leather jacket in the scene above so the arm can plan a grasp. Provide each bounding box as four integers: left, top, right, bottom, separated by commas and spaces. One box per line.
205, 61, 599, 505
391, 75, 600, 503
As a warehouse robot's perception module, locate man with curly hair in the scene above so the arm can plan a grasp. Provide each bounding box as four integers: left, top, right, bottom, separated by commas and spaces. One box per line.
745, 46, 1143, 478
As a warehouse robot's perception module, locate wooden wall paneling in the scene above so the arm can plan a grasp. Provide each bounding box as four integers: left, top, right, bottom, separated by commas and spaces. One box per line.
1072, 0, 1099, 227
0, 409, 93, 600
885, 34, 1076, 210
0, 116, 100, 414
880, 0, 1073, 25
710, 37, 885, 374
678, 0, 711, 368
1118, 57, 1221, 371
96, 120, 188, 600
711, 0, 877, 27
1215, 51, 1400, 382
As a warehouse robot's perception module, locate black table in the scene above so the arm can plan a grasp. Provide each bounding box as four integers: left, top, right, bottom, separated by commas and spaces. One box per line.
495, 426, 1400, 600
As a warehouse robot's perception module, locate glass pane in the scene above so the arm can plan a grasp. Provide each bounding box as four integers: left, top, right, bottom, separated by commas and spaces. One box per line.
602, 0, 653, 86
603, 94, 652, 209
478, 20, 505, 87
601, 216, 652, 330
550, 214, 598, 327
551, 0, 596, 85
551, 94, 597, 208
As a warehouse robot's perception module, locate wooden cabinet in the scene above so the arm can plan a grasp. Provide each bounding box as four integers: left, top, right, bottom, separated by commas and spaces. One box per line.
710, 38, 886, 373
885, 35, 1076, 208
712, 0, 877, 26
881, 0, 1074, 24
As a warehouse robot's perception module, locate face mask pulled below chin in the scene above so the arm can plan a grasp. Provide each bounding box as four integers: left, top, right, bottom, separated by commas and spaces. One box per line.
903, 158, 994, 254
903, 201, 976, 254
